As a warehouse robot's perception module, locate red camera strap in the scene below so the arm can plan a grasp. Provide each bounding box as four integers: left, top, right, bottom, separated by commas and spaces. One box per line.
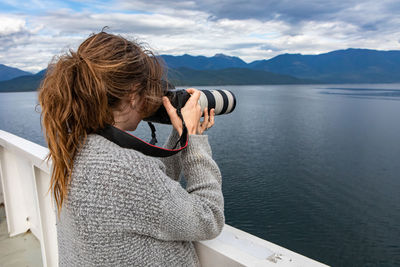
96, 122, 188, 157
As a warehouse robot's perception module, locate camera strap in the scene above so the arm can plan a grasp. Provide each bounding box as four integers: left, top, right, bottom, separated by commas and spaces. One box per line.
147, 98, 188, 149
173, 107, 188, 149
96, 92, 190, 157
96, 122, 188, 158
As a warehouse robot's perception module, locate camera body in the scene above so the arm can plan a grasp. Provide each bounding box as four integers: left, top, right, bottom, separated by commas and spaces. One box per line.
144, 89, 236, 124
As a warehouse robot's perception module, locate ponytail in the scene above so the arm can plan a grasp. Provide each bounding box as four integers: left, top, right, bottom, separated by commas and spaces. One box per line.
38, 31, 164, 215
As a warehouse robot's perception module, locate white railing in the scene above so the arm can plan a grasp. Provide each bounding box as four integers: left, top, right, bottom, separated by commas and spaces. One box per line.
0, 130, 57, 267
0, 130, 329, 267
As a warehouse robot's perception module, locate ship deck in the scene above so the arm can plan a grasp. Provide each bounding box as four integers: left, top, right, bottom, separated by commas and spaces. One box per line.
0, 204, 42, 266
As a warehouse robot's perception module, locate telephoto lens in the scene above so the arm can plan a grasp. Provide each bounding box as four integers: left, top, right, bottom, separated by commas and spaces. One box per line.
144, 89, 236, 124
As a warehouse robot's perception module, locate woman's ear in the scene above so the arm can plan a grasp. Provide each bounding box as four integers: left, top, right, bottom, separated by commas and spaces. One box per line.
129, 93, 137, 110
129, 92, 145, 112
129, 84, 140, 108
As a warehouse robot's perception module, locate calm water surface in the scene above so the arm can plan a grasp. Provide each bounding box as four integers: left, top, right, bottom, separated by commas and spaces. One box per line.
1, 84, 399, 266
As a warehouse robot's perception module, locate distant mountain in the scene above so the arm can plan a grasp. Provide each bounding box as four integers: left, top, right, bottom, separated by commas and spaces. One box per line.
0, 70, 45, 92
249, 49, 400, 83
161, 53, 247, 70
0, 64, 32, 81
168, 67, 317, 86
162, 49, 400, 83
0, 66, 316, 92
2, 48, 400, 92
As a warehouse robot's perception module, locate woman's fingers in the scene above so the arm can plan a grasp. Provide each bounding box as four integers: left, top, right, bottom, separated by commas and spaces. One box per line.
162, 96, 178, 121
164, 89, 215, 135
203, 107, 209, 127
199, 108, 209, 133
185, 88, 197, 94
162, 96, 183, 135
181, 88, 202, 135
209, 108, 215, 127
185, 88, 201, 105
197, 108, 216, 134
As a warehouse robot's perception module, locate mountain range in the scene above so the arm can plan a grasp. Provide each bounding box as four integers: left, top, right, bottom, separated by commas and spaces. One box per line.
1, 48, 399, 92
0, 69, 46, 92
161, 48, 400, 83
168, 67, 316, 86
0, 64, 32, 82
248, 49, 400, 83
161, 53, 248, 70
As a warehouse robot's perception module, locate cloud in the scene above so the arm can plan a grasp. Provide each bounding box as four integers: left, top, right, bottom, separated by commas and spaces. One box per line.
0, 0, 399, 72
0, 15, 27, 34
36, 10, 200, 36
0, 30, 32, 52
115, 0, 381, 25
197, 0, 350, 22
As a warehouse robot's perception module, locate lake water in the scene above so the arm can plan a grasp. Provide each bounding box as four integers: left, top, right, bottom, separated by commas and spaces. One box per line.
1, 84, 399, 266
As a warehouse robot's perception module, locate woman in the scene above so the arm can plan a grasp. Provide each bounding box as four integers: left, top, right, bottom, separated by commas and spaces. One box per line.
38, 30, 224, 266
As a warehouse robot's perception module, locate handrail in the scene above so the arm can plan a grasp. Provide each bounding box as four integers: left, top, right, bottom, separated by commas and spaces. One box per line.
0, 130, 329, 266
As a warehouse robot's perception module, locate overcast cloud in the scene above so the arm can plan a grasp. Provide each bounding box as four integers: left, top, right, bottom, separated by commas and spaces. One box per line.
0, 0, 399, 73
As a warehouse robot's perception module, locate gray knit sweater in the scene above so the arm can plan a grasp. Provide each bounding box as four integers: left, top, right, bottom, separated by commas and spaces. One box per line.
56, 129, 224, 266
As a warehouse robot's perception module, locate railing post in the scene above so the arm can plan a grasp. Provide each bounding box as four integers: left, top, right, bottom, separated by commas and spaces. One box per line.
0, 146, 30, 236
0, 168, 3, 204
33, 166, 59, 267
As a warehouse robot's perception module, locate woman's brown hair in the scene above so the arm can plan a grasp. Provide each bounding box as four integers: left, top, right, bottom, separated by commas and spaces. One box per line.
38, 29, 165, 214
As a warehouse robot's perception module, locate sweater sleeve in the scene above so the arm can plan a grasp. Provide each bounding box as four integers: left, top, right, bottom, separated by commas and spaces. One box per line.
158, 128, 182, 182
122, 134, 225, 242
156, 134, 224, 241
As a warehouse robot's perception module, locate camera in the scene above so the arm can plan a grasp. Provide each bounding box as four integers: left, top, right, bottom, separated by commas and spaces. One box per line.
144, 88, 236, 124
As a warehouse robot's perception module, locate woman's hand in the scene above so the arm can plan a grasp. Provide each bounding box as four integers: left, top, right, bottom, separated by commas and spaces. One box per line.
163, 88, 215, 135
197, 107, 215, 135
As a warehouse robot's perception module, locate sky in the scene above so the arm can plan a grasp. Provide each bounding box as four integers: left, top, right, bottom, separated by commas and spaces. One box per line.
0, 0, 399, 73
